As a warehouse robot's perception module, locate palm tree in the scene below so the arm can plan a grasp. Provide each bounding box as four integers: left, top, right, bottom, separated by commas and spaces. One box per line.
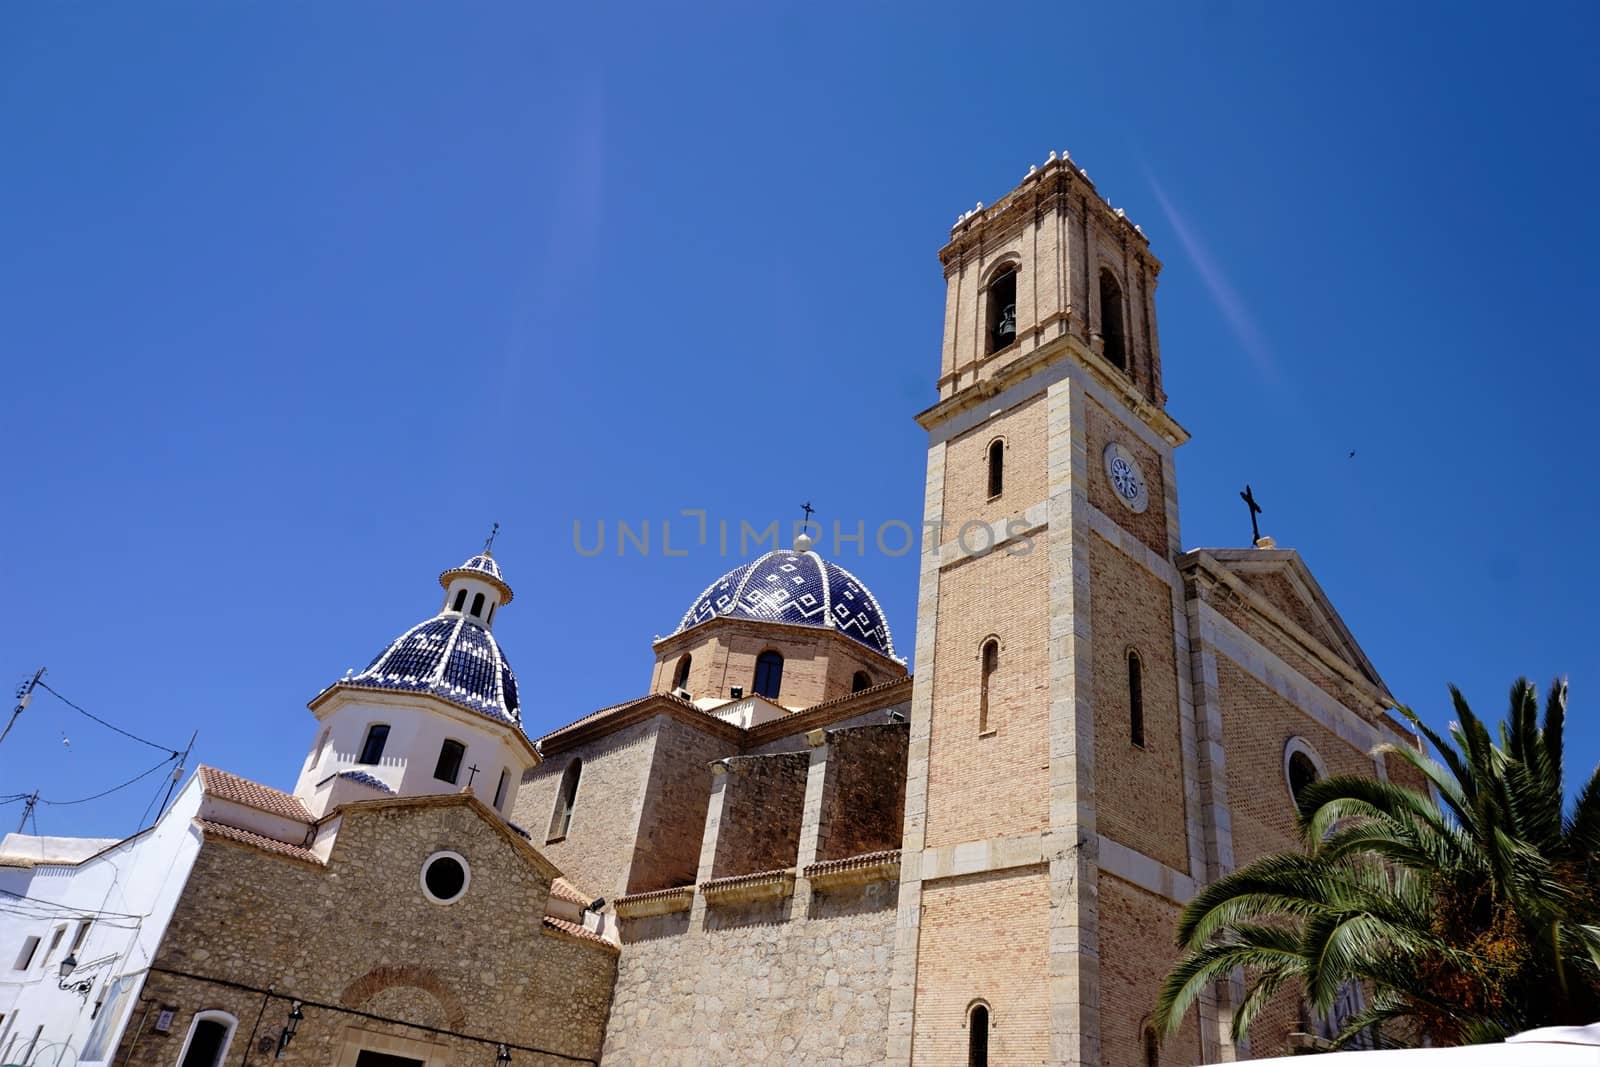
1157, 677, 1600, 1050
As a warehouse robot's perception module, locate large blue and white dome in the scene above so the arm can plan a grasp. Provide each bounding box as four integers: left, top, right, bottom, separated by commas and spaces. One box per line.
330, 552, 521, 726
677, 548, 899, 660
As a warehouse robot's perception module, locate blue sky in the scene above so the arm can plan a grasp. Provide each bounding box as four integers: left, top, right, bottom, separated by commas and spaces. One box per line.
3, 3, 1596, 837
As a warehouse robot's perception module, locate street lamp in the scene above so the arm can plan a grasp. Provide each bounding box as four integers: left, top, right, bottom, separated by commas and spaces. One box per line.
276, 1001, 303, 1058
496, 1043, 511, 1065
57, 953, 111, 998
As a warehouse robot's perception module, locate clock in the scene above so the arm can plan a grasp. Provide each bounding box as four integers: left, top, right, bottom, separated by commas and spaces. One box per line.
1103, 442, 1150, 514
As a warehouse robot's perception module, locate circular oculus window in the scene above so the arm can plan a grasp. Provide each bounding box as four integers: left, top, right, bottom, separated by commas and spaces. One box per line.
421, 850, 470, 905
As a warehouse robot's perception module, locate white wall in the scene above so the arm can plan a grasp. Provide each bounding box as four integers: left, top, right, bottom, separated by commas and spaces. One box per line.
0, 776, 205, 1065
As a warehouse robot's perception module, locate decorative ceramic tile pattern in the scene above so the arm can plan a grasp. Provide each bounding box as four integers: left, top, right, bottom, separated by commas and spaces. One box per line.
334, 769, 394, 794
676, 550, 897, 658
343, 613, 523, 727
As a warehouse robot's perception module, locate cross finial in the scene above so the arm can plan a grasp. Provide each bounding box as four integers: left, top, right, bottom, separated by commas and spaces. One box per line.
800, 501, 815, 525
466, 763, 481, 788
483, 522, 500, 555
1239, 485, 1263, 544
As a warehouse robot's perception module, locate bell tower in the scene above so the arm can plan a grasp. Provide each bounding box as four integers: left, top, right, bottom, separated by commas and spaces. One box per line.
889, 154, 1220, 1066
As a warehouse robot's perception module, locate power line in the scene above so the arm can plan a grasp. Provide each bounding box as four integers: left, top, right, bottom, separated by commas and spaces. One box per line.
35, 754, 178, 808
34, 680, 179, 756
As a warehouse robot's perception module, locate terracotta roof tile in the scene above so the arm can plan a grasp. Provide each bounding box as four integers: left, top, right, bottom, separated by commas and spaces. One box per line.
194, 819, 320, 864
548, 877, 592, 907
199, 766, 312, 822
542, 916, 618, 952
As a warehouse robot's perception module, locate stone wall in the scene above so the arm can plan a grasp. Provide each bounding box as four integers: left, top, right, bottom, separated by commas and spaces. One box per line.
815, 722, 907, 862
603, 879, 897, 1066
1097, 874, 1205, 1067
1084, 396, 1169, 556
938, 392, 1046, 545
651, 619, 904, 708
627, 717, 728, 893
116, 797, 615, 1067
710, 752, 809, 878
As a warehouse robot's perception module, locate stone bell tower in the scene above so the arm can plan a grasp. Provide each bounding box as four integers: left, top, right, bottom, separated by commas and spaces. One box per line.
889, 153, 1219, 1066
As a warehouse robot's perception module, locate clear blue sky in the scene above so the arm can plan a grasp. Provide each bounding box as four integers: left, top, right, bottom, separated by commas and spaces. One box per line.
4, 3, 1596, 837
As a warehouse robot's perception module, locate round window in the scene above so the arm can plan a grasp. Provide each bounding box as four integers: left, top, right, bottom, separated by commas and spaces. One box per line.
420, 851, 470, 905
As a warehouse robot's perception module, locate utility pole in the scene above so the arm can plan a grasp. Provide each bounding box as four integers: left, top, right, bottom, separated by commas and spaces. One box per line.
153, 730, 198, 825
16, 790, 38, 833
0, 667, 46, 750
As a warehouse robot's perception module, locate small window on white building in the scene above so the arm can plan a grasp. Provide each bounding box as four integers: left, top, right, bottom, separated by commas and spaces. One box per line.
493, 768, 509, 812
358, 724, 390, 765
13, 936, 40, 971
70, 919, 92, 953
434, 740, 466, 784
176, 1010, 237, 1067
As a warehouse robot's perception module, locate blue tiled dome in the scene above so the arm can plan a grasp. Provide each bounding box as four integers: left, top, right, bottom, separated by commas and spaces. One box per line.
677, 550, 899, 660
340, 612, 522, 726
439, 553, 513, 605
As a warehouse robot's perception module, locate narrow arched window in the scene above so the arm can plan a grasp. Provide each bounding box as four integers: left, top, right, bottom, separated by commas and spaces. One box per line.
1099, 268, 1127, 371
968, 1002, 990, 1066
177, 1011, 236, 1067
986, 269, 1017, 354
979, 639, 1000, 734
549, 758, 582, 841
487, 603, 495, 623
1128, 650, 1145, 748
470, 592, 486, 617
493, 767, 509, 812
357, 724, 390, 765
753, 650, 784, 700
851, 670, 872, 693
1144, 1025, 1160, 1067
452, 589, 467, 611
986, 438, 1004, 498
1288, 750, 1319, 804
672, 654, 693, 691
434, 739, 465, 784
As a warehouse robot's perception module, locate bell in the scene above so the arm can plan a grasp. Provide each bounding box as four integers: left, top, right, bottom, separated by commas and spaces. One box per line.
994, 304, 1017, 347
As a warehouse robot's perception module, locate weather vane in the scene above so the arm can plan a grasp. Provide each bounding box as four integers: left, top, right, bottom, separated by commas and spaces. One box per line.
1239, 485, 1263, 544
483, 522, 500, 554
800, 501, 815, 526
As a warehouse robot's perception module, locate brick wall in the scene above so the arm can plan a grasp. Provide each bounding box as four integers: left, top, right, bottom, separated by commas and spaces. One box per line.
939, 394, 1046, 545
604, 880, 897, 1065
653, 620, 903, 707
711, 752, 810, 877
1090, 533, 1191, 873
1098, 874, 1204, 1067
925, 545, 1050, 849
912, 866, 1051, 1065
118, 799, 615, 1067
816, 722, 908, 862
1084, 396, 1168, 557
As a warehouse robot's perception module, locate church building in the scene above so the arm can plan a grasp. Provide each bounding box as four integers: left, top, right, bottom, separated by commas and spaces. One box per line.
0, 153, 1423, 1067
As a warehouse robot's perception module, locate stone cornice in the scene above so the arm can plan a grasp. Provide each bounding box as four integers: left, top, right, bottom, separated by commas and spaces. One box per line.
700, 868, 795, 905
918, 331, 1189, 447
613, 884, 695, 919
804, 849, 901, 890
652, 614, 906, 673
307, 684, 542, 764
742, 676, 913, 748
536, 693, 746, 755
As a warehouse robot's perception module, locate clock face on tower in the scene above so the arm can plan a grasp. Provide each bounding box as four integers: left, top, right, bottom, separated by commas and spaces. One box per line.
1102, 442, 1150, 514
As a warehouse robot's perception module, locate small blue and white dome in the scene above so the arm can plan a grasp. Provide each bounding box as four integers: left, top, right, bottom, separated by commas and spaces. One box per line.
677, 543, 899, 660
332, 551, 521, 725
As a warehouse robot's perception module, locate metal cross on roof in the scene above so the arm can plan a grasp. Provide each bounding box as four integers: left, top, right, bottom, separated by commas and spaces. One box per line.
483, 522, 500, 554
1239, 485, 1263, 544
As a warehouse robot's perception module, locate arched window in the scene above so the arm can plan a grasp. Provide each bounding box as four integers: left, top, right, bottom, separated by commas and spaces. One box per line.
1099, 268, 1127, 371
986, 438, 1004, 498
357, 724, 390, 765
434, 739, 465, 784
986, 268, 1017, 354
1143, 1025, 1160, 1067
979, 639, 1000, 734
753, 651, 784, 700
1288, 751, 1319, 804
851, 670, 872, 693
493, 768, 509, 812
1128, 649, 1145, 748
176, 1010, 236, 1067
452, 589, 468, 612
548, 758, 582, 841
672, 654, 693, 691
470, 592, 486, 617
968, 1001, 990, 1066
487, 603, 495, 623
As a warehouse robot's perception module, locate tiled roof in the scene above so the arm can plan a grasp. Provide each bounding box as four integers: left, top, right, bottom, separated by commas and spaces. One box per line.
194, 819, 320, 864
333, 769, 394, 794
542, 916, 618, 952
548, 877, 592, 907
199, 766, 312, 822
677, 550, 898, 659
